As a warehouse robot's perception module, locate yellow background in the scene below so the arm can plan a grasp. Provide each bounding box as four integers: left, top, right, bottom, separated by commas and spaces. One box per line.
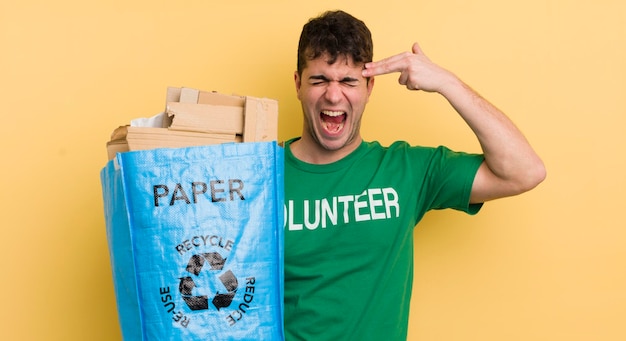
1, 0, 624, 340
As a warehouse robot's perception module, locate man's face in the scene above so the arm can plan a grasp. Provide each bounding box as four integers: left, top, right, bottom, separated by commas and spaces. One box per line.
295, 53, 374, 153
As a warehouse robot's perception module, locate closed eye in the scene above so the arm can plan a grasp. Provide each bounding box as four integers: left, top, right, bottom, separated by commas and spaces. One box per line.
309, 75, 329, 86
341, 78, 360, 87
308, 76, 361, 88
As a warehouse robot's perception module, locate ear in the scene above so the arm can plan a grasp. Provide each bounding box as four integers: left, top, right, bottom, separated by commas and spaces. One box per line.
366, 76, 375, 101
294, 71, 302, 94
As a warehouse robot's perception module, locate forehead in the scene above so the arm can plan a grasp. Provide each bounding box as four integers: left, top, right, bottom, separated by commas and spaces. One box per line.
302, 53, 364, 76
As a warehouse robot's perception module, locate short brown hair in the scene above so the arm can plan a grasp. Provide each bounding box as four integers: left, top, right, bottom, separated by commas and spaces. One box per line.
297, 10, 373, 76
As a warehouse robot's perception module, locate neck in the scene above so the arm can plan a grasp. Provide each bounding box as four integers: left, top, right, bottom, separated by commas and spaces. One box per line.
290, 136, 362, 165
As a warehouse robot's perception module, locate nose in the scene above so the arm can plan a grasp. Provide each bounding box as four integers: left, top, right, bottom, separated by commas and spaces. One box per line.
323, 81, 343, 104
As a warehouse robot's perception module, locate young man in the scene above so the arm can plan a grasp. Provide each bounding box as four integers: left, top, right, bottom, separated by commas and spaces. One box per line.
283, 10, 545, 340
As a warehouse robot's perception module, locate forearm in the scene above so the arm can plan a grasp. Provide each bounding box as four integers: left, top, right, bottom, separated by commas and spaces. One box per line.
362, 42, 545, 199
440, 76, 546, 198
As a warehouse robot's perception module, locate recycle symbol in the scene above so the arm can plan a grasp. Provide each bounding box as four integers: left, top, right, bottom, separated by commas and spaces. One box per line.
179, 252, 239, 311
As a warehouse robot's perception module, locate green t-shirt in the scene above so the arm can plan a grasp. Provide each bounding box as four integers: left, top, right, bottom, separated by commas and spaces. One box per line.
283, 139, 484, 341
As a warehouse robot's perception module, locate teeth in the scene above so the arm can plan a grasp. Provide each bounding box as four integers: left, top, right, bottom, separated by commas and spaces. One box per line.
322, 110, 344, 117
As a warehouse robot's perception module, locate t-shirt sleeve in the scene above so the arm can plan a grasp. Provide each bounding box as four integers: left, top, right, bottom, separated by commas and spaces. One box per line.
423, 145, 484, 215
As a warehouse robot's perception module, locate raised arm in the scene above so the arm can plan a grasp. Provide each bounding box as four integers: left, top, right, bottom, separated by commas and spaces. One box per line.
362, 43, 546, 203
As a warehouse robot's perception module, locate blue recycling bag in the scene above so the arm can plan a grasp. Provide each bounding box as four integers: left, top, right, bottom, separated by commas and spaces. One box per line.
100, 142, 284, 340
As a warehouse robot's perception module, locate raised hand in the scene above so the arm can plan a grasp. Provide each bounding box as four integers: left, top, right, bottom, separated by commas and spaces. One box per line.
362, 42, 456, 93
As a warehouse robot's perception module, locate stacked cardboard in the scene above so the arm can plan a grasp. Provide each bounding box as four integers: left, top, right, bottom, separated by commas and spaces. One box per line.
106, 87, 278, 160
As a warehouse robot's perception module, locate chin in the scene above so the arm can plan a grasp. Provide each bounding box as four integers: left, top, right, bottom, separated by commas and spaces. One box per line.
320, 136, 355, 152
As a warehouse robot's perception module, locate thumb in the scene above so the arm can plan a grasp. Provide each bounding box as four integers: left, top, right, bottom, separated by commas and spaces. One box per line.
412, 42, 423, 55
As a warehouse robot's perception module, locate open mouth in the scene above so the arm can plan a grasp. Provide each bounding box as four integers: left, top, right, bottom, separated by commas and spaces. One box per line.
320, 110, 346, 134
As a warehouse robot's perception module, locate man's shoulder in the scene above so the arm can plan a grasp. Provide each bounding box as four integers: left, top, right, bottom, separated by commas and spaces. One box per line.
364, 139, 438, 154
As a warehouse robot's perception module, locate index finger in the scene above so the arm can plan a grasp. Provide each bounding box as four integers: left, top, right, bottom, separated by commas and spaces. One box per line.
362, 53, 407, 78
